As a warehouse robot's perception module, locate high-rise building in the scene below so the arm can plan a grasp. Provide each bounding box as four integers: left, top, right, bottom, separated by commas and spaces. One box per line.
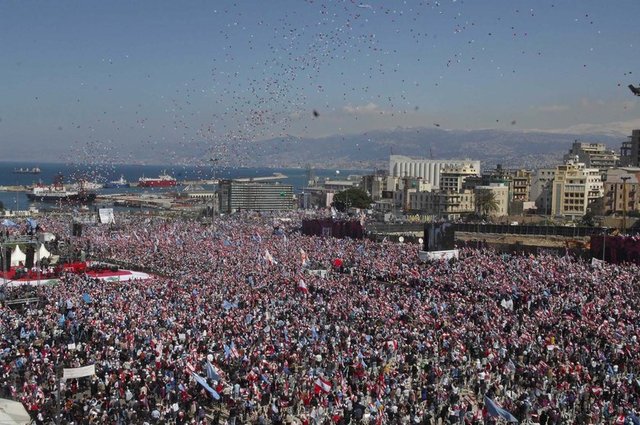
550, 160, 603, 219
563, 141, 619, 171
531, 168, 556, 215
603, 168, 640, 216
620, 130, 640, 167
218, 180, 294, 213
389, 155, 481, 189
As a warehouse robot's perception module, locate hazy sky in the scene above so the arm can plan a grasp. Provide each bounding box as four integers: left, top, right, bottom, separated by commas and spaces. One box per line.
1, 0, 639, 164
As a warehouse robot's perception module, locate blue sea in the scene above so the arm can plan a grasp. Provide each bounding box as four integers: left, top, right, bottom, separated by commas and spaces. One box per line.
0, 162, 369, 212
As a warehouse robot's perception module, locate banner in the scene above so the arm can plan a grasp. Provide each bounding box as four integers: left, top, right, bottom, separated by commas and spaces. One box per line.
99, 208, 115, 225
62, 364, 95, 380
418, 249, 459, 262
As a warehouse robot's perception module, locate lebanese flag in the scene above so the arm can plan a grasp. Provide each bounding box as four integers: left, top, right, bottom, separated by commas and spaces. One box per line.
314, 377, 332, 394
300, 249, 309, 267
298, 279, 308, 293
386, 340, 398, 351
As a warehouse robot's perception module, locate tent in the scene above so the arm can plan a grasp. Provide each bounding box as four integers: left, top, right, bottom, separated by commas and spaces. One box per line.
0, 398, 31, 424
36, 244, 51, 260
10, 246, 26, 267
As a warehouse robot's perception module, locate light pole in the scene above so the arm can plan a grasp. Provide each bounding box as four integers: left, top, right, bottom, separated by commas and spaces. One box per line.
602, 226, 608, 262
621, 176, 630, 234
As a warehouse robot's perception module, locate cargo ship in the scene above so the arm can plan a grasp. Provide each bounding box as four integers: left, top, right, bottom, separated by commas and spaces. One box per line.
138, 173, 177, 188
13, 167, 41, 174
26, 185, 97, 203
103, 175, 130, 189
26, 174, 96, 203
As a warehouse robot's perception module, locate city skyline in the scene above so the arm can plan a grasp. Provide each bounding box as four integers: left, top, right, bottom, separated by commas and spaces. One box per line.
1, 0, 639, 165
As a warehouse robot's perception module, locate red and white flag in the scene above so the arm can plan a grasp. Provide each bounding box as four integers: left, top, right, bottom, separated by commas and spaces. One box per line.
300, 249, 309, 267
298, 279, 308, 293
314, 376, 332, 394
264, 249, 277, 265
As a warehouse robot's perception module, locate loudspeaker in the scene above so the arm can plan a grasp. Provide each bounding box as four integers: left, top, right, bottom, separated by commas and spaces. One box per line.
25, 245, 35, 268
72, 223, 83, 237
423, 227, 429, 251
3, 247, 11, 270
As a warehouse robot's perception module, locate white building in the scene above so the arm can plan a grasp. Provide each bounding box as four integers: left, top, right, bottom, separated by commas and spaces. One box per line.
474, 183, 509, 217
551, 160, 603, 219
389, 155, 481, 189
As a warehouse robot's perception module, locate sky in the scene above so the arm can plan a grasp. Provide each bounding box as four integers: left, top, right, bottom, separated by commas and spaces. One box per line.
0, 0, 639, 165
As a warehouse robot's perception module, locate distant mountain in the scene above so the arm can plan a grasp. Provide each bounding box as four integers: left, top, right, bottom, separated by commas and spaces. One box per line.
245, 127, 627, 170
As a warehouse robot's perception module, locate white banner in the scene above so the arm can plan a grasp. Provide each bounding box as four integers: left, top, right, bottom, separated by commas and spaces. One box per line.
99, 208, 115, 224
418, 249, 459, 262
63, 364, 95, 380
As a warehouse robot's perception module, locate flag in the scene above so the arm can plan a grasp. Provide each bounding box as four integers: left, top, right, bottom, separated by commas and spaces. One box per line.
298, 278, 308, 293
264, 249, 277, 265
192, 372, 221, 400
357, 351, 367, 369
82, 293, 92, 304
205, 361, 221, 382
300, 249, 309, 267
484, 395, 518, 423
222, 300, 238, 310
314, 376, 332, 394
628, 412, 640, 425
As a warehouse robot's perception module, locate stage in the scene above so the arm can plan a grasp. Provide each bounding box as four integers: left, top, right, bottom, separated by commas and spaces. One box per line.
1, 261, 152, 287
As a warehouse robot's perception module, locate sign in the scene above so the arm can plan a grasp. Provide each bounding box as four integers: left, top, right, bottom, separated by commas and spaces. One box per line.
418, 249, 459, 262
62, 364, 95, 380
99, 208, 115, 225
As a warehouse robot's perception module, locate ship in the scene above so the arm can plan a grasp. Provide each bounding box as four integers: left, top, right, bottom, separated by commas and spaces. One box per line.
26, 174, 96, 204
138, 173, 177, 188
103, 175, 130, 189
13, 167, 41, 174
67, 180, 104, 191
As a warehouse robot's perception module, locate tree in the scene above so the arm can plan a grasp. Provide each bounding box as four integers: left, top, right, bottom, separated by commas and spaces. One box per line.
0, 200, 3, 211
475, 189, 499, 217
332, 188, 372, 212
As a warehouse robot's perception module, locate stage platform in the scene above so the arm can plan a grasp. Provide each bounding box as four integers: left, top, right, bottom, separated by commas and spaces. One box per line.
1, 262, 152, 287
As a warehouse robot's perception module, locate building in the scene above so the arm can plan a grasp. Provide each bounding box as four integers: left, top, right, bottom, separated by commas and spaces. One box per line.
407, 190, 475, 219
550, 160, 603, 219
474, 183, 509, 218
439, 162, 481, 193
563, 141, 619, 170
361, 172, 398, 201
511, 170, 532, 202
603, 168, 640, 216
389, 155, 481, 188
218, 180, 294, 213
463, 165, 532, 213
531, 168, 556, 215
620, 130, 640, 167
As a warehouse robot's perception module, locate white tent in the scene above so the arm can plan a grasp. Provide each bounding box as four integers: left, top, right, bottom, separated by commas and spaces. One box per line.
36, 244, 51, 260
0, 398, 31, 424
10, 246, 26, 267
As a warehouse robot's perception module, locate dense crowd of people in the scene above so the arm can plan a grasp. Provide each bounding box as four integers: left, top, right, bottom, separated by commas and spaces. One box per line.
2, 211, 640, 424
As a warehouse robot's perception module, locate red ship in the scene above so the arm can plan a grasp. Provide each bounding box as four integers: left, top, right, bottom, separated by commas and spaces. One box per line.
137, 173, 177, 188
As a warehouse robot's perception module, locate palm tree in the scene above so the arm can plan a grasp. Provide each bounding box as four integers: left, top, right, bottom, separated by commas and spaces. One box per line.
475, 189, 499, 217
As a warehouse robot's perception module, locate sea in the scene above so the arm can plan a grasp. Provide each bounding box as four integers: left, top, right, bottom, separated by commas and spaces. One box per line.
0, 162, 369, 212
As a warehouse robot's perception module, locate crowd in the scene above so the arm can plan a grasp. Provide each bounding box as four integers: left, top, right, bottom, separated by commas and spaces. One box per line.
2, 211, 640, 424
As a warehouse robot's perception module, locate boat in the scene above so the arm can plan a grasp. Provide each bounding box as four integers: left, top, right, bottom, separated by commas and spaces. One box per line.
26, 174, 96, 204
138, 173, 177, 188
26, 185, 97, 204
67, 180, 104, 191
13, 167, 41, 174
103, 175, 130, 189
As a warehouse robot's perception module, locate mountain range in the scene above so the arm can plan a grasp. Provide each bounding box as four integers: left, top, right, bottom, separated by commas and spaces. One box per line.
242, 127, 627, 170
